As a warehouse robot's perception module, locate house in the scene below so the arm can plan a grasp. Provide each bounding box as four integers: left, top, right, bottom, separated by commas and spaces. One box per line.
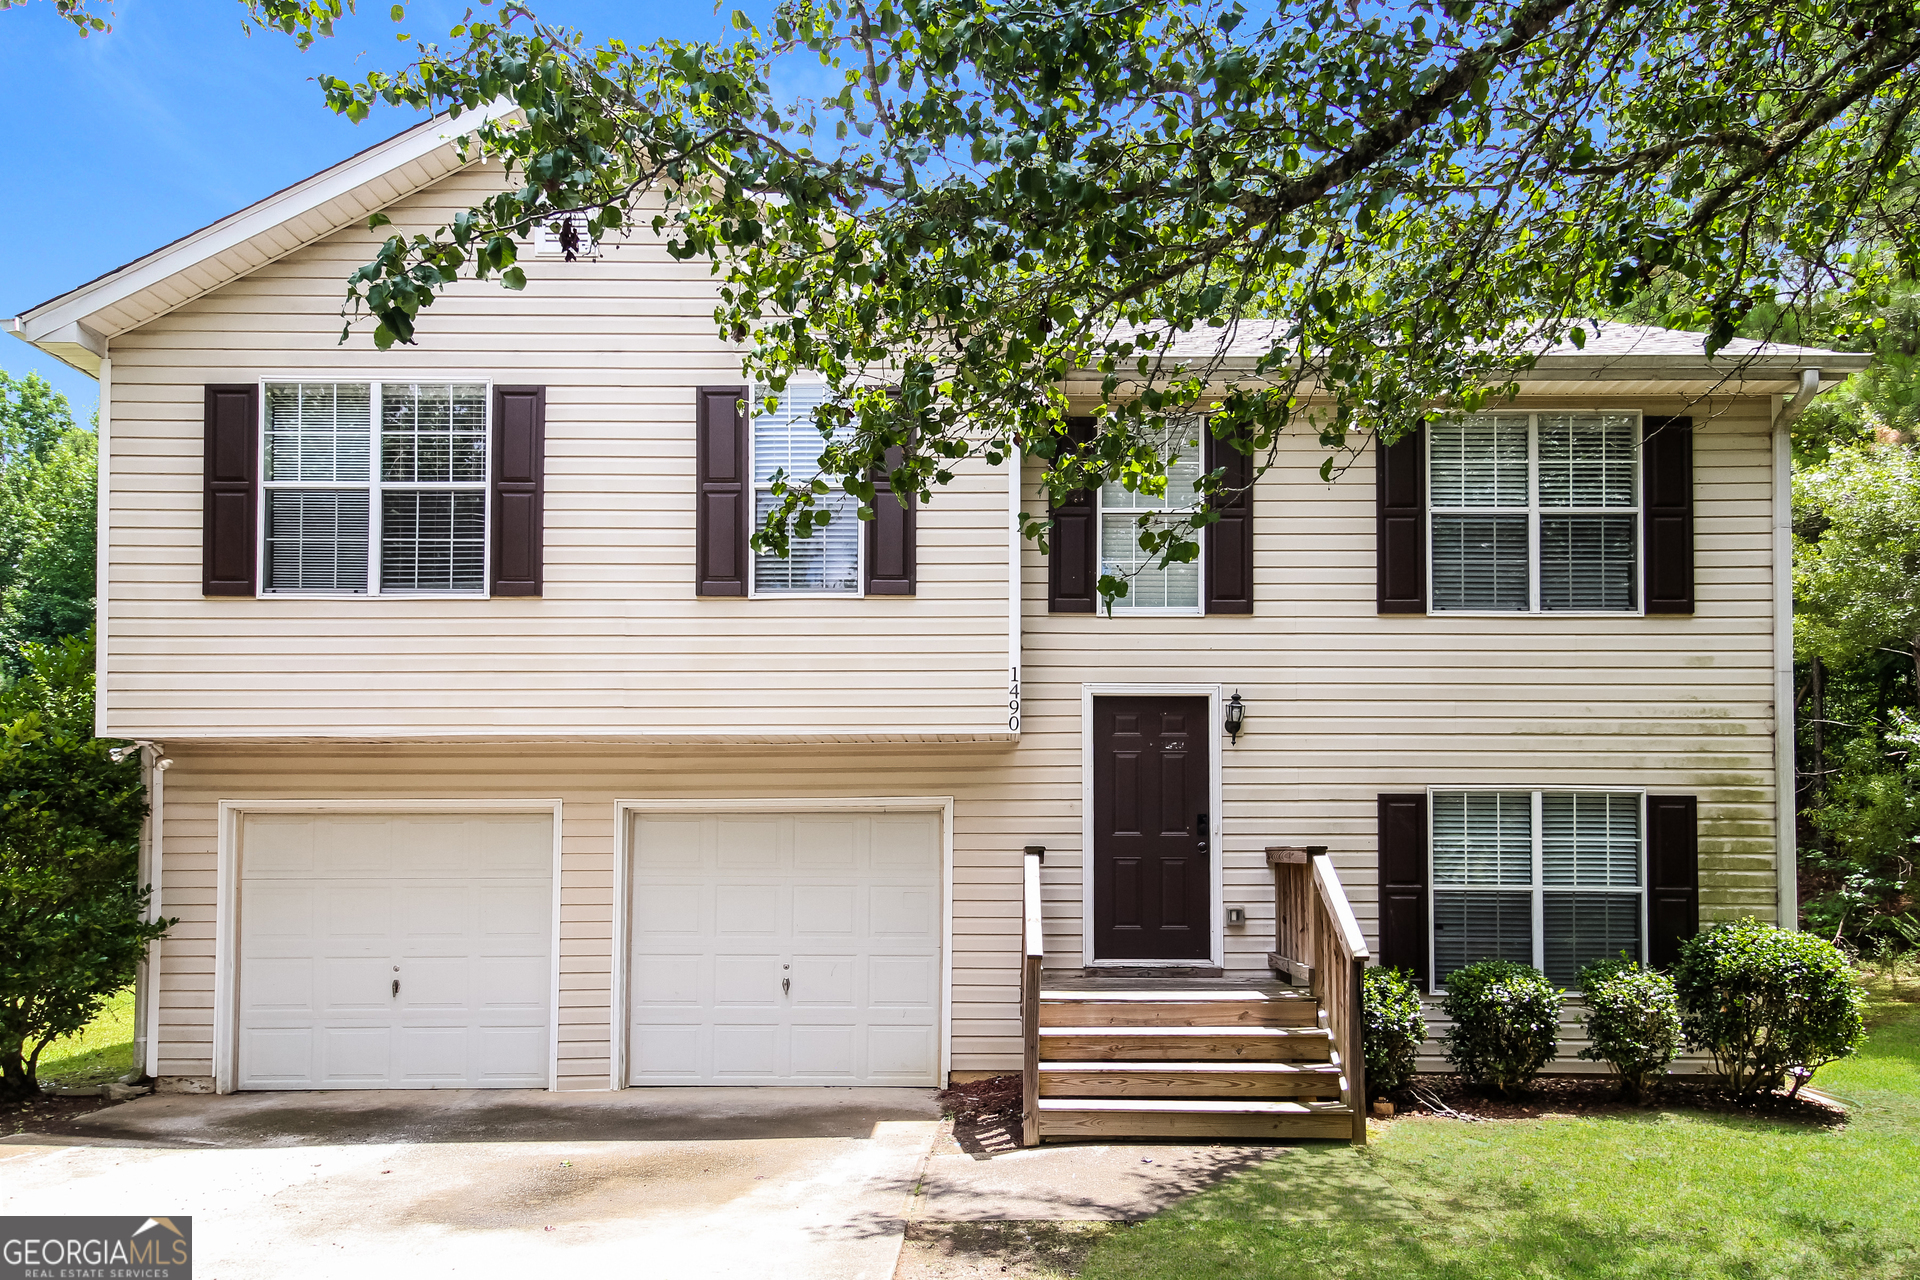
11, 115, 1867, 1141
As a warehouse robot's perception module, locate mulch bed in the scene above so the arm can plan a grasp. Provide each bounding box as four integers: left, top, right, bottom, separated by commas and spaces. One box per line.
2, 1092, 119, 1138
1389, 1073, 1848, 1126
936, 1073, 1024, 1123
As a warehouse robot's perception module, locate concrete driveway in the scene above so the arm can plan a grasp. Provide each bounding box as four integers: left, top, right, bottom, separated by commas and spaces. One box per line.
0, 1088, 942, 1280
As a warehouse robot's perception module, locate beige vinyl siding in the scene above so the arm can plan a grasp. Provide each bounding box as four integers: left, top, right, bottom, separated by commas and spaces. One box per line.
152, 393, 1780, 1083
102, 164, 1012, 741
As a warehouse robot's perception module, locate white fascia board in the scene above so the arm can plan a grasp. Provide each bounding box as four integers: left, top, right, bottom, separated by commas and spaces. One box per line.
12, 101, 518, 347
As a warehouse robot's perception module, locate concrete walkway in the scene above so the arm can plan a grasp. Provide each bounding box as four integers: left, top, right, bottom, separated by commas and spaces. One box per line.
0, 1089, 942, 1280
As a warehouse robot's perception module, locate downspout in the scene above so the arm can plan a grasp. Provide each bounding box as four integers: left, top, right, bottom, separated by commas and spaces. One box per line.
117, 742, 168, 1082
1771, 369, 1822, 930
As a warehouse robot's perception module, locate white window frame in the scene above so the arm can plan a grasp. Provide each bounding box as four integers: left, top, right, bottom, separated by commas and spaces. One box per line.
1425, 786, 1649, 994
256, 377, 493, 599
1097, 435, 1205, 618
746, 380, 865, 599
1426, 409, 1644, 617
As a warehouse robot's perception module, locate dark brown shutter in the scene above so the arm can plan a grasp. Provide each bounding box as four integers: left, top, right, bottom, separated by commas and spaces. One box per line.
1046, 416, 1098, 613
1643, 416, 1694, 614
1646, 794, 1700, 968
203, 384, 258, 596
491, 386, 546, 596
1376, 427, 1426, 613
696, 386, 750, 597
867, 445, 916, 595
1377, 793, 1430, 987
1203, 430, 1253, 614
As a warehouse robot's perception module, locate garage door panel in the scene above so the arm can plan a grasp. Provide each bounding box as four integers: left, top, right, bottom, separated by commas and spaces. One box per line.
867, 1026, 936, 1080
635, 883, 703, 934
475, 956, 551, 1011
633, 955, 702, 1006
717, 818, 780, 870
630, 810, 940, 1087
790, 1024, 857, 1077
712, 1024, 781, 1077
240, 1027, 315, 1085
870, 887, 937, 938
790, 957, 855, 1006
794, 819, 860, 870
716, 885, 781, 934
321, 1026, 392, 1085
714, 954, 781, 1006
322, 957, 393, 1013
237, 811, 553, 1091
632, 1023, 701, 1077
793, 885, 858, 937
869, 956, 938, 1007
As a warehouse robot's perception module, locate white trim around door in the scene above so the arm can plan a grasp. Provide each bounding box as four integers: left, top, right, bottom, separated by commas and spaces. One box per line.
609, 796, 956, 1090
1080, 684, 1225, 969
213, 799, 564, 1095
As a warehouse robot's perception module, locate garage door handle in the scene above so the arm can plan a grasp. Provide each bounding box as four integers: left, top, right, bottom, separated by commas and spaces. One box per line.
392, 979, 399, 997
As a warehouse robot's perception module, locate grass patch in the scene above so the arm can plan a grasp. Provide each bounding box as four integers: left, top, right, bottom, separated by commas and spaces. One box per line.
36, 988, 135, 1088
1078, 975, 1920, 1280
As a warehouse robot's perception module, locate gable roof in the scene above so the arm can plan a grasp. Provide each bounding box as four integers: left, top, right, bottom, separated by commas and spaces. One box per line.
8, 105, 513, 376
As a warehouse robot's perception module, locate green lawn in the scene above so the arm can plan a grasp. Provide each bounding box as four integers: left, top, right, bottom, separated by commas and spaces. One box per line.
1079, 979, 1920, 1280
35, 987, 136, 1088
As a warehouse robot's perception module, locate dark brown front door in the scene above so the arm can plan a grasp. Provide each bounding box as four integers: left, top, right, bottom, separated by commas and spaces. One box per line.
1092, 695, 1212, 961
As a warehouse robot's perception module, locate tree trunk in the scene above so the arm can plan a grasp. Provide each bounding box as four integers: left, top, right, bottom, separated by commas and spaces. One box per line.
0, 1044, 41, 1104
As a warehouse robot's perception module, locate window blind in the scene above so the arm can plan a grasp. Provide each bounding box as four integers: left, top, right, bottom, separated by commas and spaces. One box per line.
1433, 890, 1534, 980
1432, 515, 1529, 610
1542, 893, 1641, 986
382, 491, 486, 592
1432, 791, 1533, 884
265, 489, 370, 592
1429, 415, 1527, 508
1100, 433, 1203, 611
751, 382, 861, 594
1542, 792, 1641, 886
1428, 411, 1642, 613
381, 383, 487, 483
267, 383, 370, 482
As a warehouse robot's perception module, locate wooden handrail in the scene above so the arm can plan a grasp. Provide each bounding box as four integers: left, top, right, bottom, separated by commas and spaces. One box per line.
1267, 845, 1369, 1145
1020, 848, 1044, 1147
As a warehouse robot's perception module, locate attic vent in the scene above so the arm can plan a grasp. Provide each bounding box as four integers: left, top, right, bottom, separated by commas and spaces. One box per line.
531, 210, 599, 261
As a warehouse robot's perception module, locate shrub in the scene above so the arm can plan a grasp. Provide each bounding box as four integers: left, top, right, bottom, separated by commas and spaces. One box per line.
1673, 918, 1866, 1096
1362, 966, 1426, 1097
1439, 960, 1560, 1096
1577, 956, 1682, 1101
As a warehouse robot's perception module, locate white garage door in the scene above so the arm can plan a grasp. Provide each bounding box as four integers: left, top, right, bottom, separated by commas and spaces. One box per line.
237, 811, 553, 1090
629, 810, 942, 1086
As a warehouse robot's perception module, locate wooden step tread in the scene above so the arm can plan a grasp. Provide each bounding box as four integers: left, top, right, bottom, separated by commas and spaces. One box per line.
1038, 1098, 1350, 1116
1040, 1060, 1340, 1075
1039, 1025, 1328, 1038
1040, 988, 1315, 1002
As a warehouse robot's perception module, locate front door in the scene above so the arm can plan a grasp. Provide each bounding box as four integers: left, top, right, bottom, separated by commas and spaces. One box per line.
1091, 695, 1212, 961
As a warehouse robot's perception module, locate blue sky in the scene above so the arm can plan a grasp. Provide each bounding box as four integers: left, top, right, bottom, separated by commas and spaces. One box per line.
1, 0, 756, 419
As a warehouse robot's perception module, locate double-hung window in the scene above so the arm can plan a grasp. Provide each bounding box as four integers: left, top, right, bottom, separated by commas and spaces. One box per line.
1429, 412, 1640, 613
750, 381, 861, 595
262, 381, 489, 595
1430, 789, 1645, 990
1099, 428, 1204, 614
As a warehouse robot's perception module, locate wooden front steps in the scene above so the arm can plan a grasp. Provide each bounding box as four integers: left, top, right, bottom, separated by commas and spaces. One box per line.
1031, 979, 1356, 1142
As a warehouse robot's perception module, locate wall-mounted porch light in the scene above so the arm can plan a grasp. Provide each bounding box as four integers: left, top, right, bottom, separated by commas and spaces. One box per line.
1224, 692, 1247, 744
